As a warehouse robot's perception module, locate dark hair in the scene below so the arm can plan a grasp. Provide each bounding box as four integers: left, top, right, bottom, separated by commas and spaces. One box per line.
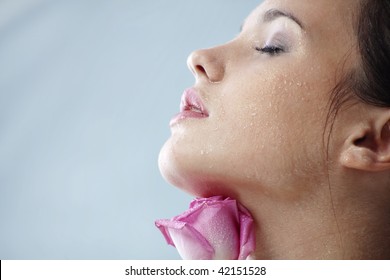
324, 0, 390, 255
354, 0, 390, 106
325, 0, 390, 152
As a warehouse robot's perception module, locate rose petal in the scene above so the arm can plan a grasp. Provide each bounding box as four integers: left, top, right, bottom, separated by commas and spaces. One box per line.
168, 223, 214, 260
237, 203, 256, 260
155, 196, 255, 260
155, 219, 214, 259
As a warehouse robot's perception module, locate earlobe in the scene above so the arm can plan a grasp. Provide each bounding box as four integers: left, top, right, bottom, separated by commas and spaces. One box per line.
340, 117, 390, 172
340, 144, 380, 171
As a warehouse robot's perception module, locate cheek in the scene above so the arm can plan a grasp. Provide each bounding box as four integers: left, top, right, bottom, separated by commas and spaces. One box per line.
218, 70, 330, 181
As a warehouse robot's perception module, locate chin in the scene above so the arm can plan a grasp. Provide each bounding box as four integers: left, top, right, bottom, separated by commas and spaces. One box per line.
158, 139, 239, 199
158, 139, 202, 196
158, 140, 183, 188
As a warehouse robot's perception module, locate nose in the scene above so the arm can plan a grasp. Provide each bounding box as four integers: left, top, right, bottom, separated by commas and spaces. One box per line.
187, 47, 225, 83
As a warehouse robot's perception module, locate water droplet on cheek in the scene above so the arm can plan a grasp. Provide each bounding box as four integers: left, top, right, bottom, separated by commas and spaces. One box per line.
200, 147, 213, 156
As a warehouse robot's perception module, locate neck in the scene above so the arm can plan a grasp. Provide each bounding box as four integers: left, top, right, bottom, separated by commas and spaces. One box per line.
241, 185, 390, 259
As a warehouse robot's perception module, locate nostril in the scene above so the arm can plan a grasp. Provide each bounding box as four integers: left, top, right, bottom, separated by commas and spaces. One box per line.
195, 65, 207, 76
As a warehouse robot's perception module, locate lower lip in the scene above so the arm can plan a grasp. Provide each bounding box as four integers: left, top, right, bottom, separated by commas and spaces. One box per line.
170, 110, 208, 126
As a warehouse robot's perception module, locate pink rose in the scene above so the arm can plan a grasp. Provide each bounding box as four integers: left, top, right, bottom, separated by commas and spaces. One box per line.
155, 196, 255, 260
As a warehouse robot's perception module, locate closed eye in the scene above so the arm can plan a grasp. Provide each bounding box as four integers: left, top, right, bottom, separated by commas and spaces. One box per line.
255, 45, 285, 55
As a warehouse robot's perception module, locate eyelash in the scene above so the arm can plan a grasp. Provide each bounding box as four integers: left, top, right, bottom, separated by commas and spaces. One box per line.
255, 45, 285, 55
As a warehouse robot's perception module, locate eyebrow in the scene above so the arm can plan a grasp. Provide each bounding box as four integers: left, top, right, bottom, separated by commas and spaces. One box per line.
240, 8, 304, 32
263, 9, 304, 29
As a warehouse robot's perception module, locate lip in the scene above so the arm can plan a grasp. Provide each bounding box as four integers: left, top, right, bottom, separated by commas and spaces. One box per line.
170, 88, 209, 126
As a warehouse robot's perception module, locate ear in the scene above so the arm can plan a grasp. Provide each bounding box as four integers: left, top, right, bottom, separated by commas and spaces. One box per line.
340, 112, 390, 172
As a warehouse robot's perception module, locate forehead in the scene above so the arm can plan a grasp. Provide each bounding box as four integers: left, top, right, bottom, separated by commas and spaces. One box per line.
246, 0, 358, 34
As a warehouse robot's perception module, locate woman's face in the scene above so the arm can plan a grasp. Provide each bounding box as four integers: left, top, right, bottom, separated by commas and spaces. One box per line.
159, 0, 359, 199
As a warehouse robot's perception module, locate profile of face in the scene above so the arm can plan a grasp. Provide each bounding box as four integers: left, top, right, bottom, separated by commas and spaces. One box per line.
160, 0, 358, 197
159, 0, 390, 259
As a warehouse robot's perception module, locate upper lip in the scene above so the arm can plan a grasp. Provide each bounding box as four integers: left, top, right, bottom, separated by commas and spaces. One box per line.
180, 88, 209, 116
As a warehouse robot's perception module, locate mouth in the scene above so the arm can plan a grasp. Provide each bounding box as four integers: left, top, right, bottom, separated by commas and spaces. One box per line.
180, 88, 209, 117
170, 88, 209, 126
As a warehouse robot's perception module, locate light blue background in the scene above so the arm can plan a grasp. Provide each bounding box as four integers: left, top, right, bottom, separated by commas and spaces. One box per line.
0, 0, 259, 259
